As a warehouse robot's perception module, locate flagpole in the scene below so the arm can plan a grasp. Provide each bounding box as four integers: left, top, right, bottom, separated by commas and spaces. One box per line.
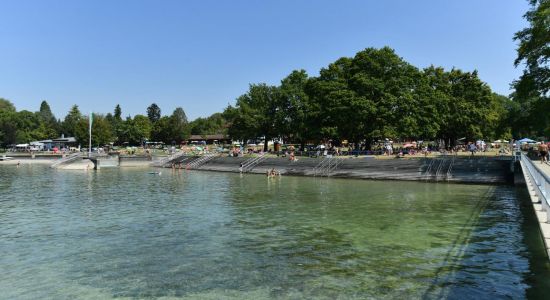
89, 112, 93, 158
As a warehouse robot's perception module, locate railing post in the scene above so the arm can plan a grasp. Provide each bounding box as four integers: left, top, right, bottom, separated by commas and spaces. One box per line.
523, 153, 550, 223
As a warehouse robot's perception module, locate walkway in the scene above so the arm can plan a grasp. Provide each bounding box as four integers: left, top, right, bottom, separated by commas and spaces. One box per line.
521, 156, 550, 258
540, 161, 550, 174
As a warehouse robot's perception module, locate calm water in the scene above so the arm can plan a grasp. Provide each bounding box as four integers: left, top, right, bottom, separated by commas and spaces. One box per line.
1, 165, 550, 299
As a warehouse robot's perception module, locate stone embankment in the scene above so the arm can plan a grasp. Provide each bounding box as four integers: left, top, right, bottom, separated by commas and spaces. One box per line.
174, 155, 513, 184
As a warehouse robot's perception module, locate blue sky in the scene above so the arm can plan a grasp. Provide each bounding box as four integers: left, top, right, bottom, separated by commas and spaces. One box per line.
0, 0, 529, 120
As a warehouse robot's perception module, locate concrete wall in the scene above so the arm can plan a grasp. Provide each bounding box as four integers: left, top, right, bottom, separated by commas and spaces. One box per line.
119, 155, 152, 167
96, 157, 119, 168
190, 156, 513, 184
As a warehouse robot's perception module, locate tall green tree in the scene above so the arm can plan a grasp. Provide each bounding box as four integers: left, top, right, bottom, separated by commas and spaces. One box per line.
37, 100, 58, 136
189, 113, 228, 136
38, 101, 55, 123
114, 104, 122, 121
514, 0, 550, 97
106, 105, 124, 145
133, 115, 152, 143
147, 103, 161, 123
0, 98, 16, 112
512, 0, 550, 138
61, 105, 83, 138
74, 114, 114, 147
151, 116, 172, 144
0, 110, 18, 146
229, 84, 283, 152
279, 70, 315, 150
169, 107, 189, 144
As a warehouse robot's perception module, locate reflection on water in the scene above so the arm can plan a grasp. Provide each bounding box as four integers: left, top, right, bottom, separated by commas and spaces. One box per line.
0, 165, 549, 299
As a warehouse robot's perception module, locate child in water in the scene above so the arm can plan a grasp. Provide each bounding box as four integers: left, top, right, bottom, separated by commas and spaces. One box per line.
266, 168, 280, 177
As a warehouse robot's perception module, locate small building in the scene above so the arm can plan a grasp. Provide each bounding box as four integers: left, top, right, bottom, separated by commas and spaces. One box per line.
187, 134, 231, 145
52, 136, 78, 150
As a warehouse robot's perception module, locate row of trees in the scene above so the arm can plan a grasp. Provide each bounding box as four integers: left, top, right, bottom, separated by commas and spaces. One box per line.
2, 0, 546, 150
0, 46, 524, 150
224, 47, 512, 151
509, 0, 549, 138
0, 99, 229, 147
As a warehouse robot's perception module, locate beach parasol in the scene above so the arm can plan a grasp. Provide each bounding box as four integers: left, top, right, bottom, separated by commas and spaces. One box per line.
518, 138, 536, 143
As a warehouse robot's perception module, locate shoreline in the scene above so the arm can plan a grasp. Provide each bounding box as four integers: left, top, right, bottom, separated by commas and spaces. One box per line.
1, 155, 514, 185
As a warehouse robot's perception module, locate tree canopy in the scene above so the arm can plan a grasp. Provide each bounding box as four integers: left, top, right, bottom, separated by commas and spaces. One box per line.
511, 0, 550, 138
225, 47, 510, 148
147, 103, 161, 123
2, 34, 547, 149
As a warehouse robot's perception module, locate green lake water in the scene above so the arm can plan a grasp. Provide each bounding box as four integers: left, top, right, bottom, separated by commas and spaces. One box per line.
1, 165, 549, 299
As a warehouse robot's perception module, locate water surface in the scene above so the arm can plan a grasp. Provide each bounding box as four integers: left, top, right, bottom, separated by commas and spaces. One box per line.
1, 165, 549, 299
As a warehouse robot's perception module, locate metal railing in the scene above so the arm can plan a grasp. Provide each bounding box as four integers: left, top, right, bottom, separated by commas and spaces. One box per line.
434, 158, 447, 181
424, 159, 436, 181
187, 154, 218, 169
326, 157, 342, 177
240, 153, 267, 173
153, 151, 188, 167
446, 156, 456, 181
50, 152, 82, 168
521, 152, 550, 222
313, 157, 329, 176
313, 156, 341, 177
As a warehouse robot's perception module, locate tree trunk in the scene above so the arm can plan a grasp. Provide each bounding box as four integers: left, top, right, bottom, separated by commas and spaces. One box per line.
264, 136, 269, 152
300, 140, 305, 152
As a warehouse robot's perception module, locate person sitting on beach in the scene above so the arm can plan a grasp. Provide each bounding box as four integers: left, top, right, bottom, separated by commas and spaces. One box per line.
289, 151, 295, 161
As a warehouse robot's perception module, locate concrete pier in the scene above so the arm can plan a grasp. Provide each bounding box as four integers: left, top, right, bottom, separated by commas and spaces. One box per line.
519, 157, 550, 258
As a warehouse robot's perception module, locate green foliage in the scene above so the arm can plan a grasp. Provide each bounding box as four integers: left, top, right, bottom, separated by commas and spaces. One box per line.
0, 98, 16, 112
228, 83, 283, 151
225, 47, 509, 147
61, 105, 83, 138
279, 70, 315, 148
189, 113, 228, 135
114, 104, 122, 121
117, 115, 151, 145
147, 103, 161, 123
151, 116, 172, 144
514, 0, 550, 96
91, 114, 114, 146
169, 107, 190, 144
511, 0, 550, 139
0, 101, 196, 147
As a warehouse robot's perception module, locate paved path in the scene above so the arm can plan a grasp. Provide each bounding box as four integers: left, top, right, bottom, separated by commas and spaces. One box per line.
523, 158, 550, 258
540, 161, 550, 175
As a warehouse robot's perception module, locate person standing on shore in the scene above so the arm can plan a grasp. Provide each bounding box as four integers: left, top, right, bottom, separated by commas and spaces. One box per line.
539, 142, 548, 164
469, 143, 476, 156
